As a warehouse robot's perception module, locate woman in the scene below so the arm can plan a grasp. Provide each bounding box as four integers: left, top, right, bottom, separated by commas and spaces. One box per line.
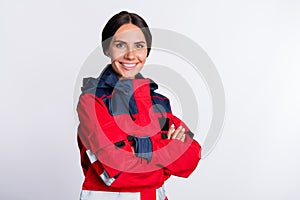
77, 11, 201, 200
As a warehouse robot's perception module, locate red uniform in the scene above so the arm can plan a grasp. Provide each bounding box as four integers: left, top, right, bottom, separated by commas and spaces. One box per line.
77, 64, 201, 200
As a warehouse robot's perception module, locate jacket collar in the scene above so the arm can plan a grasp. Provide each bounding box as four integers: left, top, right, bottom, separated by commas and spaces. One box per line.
98, 64, 158, 92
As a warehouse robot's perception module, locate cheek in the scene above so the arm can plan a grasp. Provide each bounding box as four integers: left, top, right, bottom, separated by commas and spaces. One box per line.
136, 50, 148, 61
110, 50, 126, 61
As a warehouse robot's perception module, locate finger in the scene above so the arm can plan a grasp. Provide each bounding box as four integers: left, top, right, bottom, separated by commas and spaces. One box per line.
167, 124, 175, 139
180, 132, 186, 142
175, 127, 185, 140
131, 146, 135, 154
171, 126, 183, 139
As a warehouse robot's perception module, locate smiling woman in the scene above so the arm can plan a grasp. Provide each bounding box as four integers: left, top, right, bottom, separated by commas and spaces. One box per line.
106, 23, 148, 79
76, 11, 201, 200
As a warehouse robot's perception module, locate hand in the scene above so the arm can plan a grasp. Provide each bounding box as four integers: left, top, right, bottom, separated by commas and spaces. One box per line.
167, 124, 186, 142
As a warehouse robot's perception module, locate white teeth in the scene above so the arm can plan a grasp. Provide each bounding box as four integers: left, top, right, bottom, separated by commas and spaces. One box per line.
122, 63, 136, 67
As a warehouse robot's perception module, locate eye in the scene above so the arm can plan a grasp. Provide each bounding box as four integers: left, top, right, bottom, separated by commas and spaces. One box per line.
136, 43, 145, 48
115, 42, 126, 48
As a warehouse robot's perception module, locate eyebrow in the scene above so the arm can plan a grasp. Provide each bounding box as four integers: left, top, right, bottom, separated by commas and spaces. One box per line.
113, 40, 146, 44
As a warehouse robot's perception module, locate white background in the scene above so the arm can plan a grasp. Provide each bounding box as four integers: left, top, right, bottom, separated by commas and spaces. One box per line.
1, 0, 300, 200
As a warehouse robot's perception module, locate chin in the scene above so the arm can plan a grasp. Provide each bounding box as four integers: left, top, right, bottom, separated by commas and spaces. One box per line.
121, 73, 137, 79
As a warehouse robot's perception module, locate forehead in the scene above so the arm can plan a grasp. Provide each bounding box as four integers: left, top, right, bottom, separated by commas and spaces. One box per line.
113, 24, 146, 42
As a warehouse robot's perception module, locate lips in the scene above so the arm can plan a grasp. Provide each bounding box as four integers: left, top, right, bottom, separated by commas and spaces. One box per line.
120, 62, 138, 70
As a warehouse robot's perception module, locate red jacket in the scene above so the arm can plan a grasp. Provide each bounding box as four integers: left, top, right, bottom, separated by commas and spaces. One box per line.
77, 64, 201, 200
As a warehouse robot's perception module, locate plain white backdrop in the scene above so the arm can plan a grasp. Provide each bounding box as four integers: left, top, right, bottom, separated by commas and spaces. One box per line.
1, 0, 300, 199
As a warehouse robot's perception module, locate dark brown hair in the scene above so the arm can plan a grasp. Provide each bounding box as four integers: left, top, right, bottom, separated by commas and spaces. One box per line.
101, 11, 152, 57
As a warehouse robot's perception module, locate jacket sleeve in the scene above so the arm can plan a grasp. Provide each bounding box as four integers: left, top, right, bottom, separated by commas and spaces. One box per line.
153, 114, 202, 178
77, 93, 164, 188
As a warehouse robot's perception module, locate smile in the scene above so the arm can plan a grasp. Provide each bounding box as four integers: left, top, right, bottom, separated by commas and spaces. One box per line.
120, 62, 138, 70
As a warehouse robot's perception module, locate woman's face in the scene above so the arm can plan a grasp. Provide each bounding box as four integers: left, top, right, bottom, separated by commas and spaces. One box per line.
106, 23, 148, 79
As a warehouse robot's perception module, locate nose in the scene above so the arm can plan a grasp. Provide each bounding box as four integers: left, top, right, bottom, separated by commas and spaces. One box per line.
124, 47, 136, 60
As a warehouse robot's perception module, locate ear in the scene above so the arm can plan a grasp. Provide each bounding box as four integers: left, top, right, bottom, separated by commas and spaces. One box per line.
105, 49, 110, 57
